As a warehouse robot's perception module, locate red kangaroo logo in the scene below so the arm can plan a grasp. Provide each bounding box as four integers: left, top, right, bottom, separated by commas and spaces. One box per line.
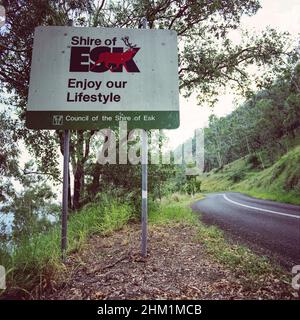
91, 36, 138, 71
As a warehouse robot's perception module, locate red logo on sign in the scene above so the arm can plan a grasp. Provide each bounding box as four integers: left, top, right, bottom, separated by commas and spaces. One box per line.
91, 37, 138, 71
69, 36, 140, 73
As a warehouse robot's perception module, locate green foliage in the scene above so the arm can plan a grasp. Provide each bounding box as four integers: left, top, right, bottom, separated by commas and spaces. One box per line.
0, 190, 289, 297
182, 178, 202, 195
85, 162, 175, 215
247, 154, 261, 169
0, 115, 61, 246
149, 195, 202, 226
0, 194, 131, 297
229, 170, 246, 183
0, 110, 19, 204
0, 0, 297, 298
182, 27, 296, 105
1, 161, 60, 244
238, 146, 300, 202
196, 224, 276, 278
200, 145, 300, 205
151, 194, 284, 279
97, 202, 131, 235
204, 68, 300, 173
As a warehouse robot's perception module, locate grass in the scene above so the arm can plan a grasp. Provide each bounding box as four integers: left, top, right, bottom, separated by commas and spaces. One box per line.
200, 145, 300, 205
235, 189, 300, 205
149, 193, 203, 225
150, 194, 286, 280
0, 195, 132, 297
196, 224, 278, 278
1, 190, 290, 298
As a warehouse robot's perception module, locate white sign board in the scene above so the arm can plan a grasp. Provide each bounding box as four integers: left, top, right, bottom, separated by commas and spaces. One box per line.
26, 26, 179, 129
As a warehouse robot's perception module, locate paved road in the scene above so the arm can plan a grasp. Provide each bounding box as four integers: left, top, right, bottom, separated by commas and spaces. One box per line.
192, 192, 300, 268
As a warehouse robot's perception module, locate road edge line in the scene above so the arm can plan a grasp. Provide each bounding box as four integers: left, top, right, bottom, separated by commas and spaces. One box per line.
222, 194, 300, 219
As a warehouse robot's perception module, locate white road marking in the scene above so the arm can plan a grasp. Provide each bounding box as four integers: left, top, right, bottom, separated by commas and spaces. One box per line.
221, 194, 300, 219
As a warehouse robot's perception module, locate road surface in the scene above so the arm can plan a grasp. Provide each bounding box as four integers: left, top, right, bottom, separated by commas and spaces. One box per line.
192, 192, 300, 268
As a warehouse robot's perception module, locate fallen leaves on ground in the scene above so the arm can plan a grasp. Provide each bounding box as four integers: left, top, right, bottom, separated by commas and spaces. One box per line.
42, 223, 293, 300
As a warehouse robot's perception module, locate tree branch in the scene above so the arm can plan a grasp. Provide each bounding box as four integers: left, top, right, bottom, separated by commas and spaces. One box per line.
23, 170, 63, 183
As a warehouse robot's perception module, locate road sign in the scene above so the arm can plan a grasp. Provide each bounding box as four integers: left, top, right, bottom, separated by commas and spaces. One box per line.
26, 26, 179, 129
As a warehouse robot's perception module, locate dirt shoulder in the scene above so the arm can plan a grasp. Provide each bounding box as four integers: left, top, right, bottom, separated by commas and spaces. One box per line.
42, 222, 292, 300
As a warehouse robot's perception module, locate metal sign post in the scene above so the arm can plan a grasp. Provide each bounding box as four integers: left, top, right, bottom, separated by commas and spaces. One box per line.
61, 129, 70, 261
61, 20, 72, 261
141, 17, 148, 257
141, 129, 148, 257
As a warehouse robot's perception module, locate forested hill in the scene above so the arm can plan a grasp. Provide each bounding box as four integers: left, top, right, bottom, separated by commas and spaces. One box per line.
203, 65, 300, 172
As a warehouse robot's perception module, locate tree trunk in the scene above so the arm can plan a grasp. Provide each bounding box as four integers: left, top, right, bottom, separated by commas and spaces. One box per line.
89, 163, 102, 197
73, 163, 84, 210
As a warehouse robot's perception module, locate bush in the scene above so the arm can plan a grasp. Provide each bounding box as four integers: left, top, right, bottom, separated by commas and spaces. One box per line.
183, 179, 202, 195
247, 154, 260, 169
284, 171, 300, 191
229, 170, 245, 183
1, 195, 132, 298
214, 166, 224, 173
149, 198, 199, 226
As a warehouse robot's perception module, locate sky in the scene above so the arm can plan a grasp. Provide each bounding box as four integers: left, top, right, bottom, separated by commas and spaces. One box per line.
166, 0, 300, 149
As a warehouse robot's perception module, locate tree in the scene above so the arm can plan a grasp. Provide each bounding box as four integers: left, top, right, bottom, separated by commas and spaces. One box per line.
0, 0, 297, 210
0, 108, 19, 243
0, 0, 94, 210
202, 65, 300, 172
0, 108, 19, 203
0, 112, 59, 244
1, 161, 59, 243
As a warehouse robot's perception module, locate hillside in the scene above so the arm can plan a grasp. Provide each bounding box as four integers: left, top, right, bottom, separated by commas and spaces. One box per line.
200, 145, 300, 205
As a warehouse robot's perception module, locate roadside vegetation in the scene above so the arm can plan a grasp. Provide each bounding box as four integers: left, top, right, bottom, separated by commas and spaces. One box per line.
151, 194, 287, 281
40, 194, 291, 300
192, 64, 300, 205
0, 192, 290, 298
200, 145, 300, 205
0, 193, 132, 298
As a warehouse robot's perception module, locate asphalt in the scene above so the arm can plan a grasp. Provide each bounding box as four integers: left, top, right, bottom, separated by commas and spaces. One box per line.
191, 192, 300, 268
